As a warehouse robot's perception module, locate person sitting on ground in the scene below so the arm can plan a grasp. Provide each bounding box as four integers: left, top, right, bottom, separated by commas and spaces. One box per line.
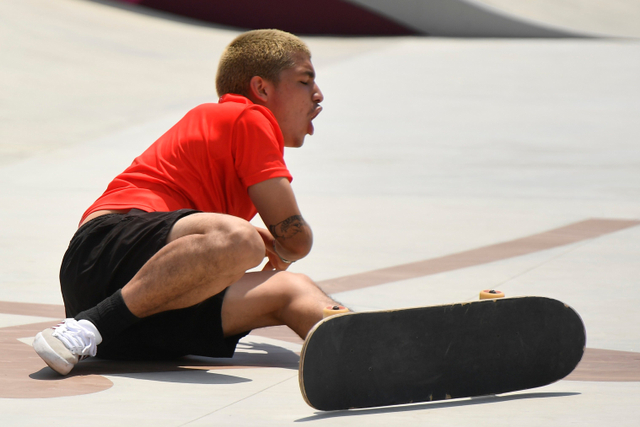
33, 29, 342, 375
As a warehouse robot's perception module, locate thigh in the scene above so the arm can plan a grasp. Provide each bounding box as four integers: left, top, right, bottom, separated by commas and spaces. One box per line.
98, 270, 319, 360
60, 209, 199, 317
167, 211, 254, 243
97, 269, 291, 361
97, 271, 296, 361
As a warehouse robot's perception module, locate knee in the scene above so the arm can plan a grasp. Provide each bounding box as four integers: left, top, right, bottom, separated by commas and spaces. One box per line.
267, 272, 329, 328
273, 272, 321, 302
202, 217, 264, 271
222, 221, 265, 269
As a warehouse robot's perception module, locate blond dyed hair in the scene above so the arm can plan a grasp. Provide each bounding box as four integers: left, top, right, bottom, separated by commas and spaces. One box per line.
216, 29, 311, 97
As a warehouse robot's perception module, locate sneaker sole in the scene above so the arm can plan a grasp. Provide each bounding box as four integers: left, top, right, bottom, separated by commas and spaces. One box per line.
32, 332, 74, 375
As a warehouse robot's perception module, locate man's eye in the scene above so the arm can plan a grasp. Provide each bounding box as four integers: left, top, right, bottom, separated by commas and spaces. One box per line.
300, 81, 309, 85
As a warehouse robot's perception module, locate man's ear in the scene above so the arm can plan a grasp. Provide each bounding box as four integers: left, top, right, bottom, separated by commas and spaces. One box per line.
248, 76, 270, 105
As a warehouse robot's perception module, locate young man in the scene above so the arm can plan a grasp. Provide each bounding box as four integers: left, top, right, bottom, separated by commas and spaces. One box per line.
33, 29, 341, 375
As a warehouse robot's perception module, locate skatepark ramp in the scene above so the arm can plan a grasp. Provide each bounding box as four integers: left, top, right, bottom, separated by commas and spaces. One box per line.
111, 0, 640, 37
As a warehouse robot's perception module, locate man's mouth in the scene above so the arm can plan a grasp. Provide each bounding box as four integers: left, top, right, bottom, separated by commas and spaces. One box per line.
308, 105, 322, 135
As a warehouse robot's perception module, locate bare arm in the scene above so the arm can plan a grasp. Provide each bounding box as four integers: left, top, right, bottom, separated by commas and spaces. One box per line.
248, 177, 313, 269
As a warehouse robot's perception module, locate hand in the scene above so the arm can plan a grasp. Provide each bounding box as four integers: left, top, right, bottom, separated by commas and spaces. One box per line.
254, 227, 291, 271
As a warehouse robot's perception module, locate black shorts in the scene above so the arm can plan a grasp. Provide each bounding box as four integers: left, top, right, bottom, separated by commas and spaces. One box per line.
60, 209, 248, 361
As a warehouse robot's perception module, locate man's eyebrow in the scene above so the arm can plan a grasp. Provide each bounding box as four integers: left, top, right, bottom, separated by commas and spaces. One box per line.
300, 69, 316, 79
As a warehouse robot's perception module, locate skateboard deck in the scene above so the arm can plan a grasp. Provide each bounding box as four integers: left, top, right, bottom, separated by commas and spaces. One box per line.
299, 296, 586, 411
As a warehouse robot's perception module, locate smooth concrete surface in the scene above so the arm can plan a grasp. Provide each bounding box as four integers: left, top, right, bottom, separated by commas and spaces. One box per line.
1, 0, 640, 425
348, 0, 577, 37
476, 0, 640, 38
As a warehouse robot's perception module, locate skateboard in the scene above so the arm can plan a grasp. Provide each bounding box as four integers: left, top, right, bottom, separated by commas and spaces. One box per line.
299, 296, 586, 411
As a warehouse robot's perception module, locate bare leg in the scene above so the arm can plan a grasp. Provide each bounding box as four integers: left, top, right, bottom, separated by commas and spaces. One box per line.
119, 211, 338, 338
221, 270, 341, 339
121, 213, 265, 318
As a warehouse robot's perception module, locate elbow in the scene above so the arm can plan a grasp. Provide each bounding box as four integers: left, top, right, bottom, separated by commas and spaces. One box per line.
281, 229, 313, 260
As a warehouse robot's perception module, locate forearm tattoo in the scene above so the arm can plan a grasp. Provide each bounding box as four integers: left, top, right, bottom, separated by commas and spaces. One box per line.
269, 215, 307, 240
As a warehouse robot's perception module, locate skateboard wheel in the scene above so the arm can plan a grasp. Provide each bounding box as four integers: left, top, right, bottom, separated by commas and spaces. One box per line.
480, 290, 505, 300
322, 305, 349, 318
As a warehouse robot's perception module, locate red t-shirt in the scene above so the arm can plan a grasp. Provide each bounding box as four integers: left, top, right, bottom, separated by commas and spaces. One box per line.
81, 94, 292, 224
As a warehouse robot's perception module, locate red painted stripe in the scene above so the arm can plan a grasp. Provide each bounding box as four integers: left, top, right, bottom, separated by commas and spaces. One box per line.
318, 219, 640, 294
133, 0, 416, 35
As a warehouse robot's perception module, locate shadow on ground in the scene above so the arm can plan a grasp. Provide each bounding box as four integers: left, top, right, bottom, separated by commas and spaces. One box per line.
29, 340, 300, 384
295, 392, 581, 421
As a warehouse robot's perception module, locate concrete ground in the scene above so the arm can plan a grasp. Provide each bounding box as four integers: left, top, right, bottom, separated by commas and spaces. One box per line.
1, 0, 639, 425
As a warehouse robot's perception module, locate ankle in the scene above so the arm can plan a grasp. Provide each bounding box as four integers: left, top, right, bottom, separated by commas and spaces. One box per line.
75, 289, 139, 343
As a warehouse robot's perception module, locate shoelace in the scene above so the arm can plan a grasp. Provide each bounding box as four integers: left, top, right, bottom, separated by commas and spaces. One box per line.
52, 319, 98, 358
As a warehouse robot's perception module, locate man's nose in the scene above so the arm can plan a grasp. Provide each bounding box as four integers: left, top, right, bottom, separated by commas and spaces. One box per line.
314, 84, 324, 103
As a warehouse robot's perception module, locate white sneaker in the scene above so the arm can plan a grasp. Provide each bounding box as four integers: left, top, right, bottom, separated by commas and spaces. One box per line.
32, 319, 103, 375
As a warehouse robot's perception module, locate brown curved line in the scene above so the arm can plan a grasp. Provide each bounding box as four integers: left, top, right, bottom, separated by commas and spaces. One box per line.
1, 218, 639, 398
317, 218, 640, 294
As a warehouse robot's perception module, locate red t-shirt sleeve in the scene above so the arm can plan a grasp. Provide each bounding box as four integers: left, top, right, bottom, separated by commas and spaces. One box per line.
231, 106, 292, 188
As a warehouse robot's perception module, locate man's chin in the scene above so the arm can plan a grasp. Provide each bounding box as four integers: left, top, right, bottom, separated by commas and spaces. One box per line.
284, 136, 306, 148
286, 141, 305, 148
